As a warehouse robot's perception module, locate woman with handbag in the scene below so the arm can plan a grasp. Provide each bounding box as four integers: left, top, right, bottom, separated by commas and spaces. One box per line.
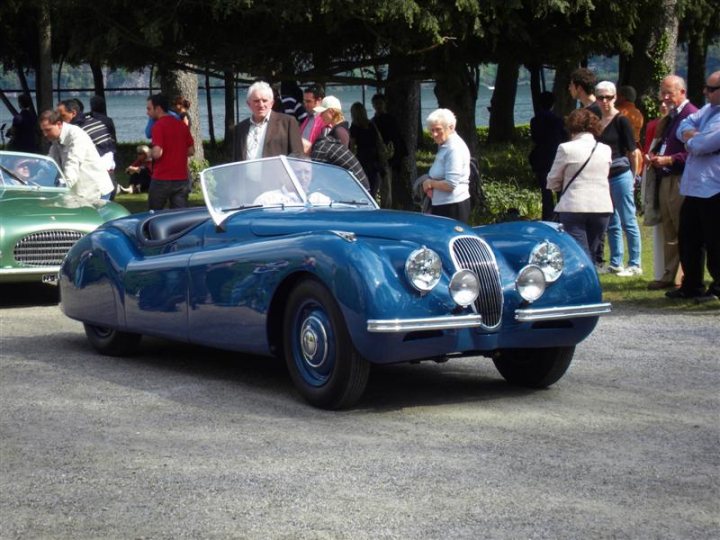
546, 109, 613, 263
596, 80, 644, 276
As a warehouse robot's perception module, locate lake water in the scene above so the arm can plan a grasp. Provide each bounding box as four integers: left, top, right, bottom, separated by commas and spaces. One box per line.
1, 83, 535, 143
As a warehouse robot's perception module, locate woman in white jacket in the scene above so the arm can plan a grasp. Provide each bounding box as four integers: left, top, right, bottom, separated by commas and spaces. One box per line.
546, 108, 613, 263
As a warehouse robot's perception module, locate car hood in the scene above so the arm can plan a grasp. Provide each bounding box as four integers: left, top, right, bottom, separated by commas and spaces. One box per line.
247, 208, 473, 245
0, 188, 127, 223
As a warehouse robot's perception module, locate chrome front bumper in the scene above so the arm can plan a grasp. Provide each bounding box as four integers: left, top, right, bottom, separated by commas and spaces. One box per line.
366, 302, 611, 333
514, 302, 612, 322
367, 314, 483, 333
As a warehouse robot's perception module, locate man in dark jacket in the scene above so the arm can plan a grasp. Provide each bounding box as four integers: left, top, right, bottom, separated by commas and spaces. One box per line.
231, 81, 303, 162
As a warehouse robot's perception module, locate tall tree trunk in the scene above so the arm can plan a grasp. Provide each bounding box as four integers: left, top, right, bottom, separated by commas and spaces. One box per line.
621, 0, 679, 114
386, 58, 419, 211
488, 59, 519, 143
432, 52, 479, 157
223, 69, 235, 157
16, 67, 35, 114
205, 69, 216, 148
159, 68, 204, 163
527, 63, 542, 116
553, 63, 576, 117
90, 62, 105, 99
686, 29, 708, 107
36, 0, 53, 113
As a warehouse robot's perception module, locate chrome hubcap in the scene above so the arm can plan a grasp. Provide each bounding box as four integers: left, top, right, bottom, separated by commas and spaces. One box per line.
300, 315, 327, 368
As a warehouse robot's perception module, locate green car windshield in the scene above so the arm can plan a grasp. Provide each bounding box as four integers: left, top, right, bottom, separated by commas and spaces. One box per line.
0, 152, 64, 188
200, 156, 376, 226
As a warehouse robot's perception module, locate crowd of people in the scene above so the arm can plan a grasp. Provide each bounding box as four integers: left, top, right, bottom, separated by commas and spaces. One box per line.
532, 67, 720, 303
7, 66, 718, 303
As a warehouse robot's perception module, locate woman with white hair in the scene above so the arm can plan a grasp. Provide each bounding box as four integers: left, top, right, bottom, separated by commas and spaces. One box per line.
420, 108, 472, 223
595, 80, 643, 276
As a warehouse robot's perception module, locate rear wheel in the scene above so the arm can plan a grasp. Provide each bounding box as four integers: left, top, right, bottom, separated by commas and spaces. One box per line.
492, 346, 575, 388
84, 324, 141, 356
283, 280, 369, 409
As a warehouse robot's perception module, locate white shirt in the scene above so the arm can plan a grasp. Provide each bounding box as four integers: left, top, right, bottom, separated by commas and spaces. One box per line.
246, 112, 271, 160
49, 123, 114, 200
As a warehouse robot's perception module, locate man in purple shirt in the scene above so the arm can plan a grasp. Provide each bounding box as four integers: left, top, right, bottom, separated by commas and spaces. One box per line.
646, 75, 698, 290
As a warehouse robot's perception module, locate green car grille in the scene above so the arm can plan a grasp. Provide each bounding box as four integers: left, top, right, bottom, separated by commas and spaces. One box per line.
13, 230, 84, 266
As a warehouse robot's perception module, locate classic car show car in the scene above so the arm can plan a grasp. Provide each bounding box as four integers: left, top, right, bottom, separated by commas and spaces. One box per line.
0, 150, 129, 284
60, 156, 611, 409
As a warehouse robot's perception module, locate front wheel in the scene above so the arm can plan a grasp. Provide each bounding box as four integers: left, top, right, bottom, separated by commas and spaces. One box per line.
492, 346, 575, 388
283, 280, 369, 409
84, 324, 141, 356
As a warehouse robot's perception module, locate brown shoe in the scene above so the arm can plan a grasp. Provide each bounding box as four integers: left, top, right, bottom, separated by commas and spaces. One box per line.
647, 280, 676, 290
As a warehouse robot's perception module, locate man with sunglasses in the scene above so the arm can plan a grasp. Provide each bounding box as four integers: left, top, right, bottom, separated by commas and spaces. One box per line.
645, 75, 698, 290
669, 71, 720, 303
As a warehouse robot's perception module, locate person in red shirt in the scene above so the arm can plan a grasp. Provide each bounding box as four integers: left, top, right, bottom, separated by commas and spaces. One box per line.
145, 93, 195, 210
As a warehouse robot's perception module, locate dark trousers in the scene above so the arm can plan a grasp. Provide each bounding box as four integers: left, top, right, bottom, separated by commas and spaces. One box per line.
148, 179, 189, 211
431, 197, 472, 224
535, 171, 556, 222
678, 193, 720, 296
559, 212, 612, 263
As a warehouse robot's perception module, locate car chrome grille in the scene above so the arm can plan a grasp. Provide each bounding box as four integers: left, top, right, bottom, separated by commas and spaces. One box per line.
13, 230, 84, 266
450, 236, 503, 328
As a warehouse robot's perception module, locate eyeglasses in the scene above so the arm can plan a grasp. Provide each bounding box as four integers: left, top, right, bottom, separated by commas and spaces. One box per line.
597, 95, 615, 101
705, 85, 720, 93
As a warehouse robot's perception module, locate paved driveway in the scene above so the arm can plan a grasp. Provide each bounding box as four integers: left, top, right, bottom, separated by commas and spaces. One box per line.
1, 286, 718, 539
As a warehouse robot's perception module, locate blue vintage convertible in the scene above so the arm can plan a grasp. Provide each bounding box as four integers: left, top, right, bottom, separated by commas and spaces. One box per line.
60, 156, 610, 409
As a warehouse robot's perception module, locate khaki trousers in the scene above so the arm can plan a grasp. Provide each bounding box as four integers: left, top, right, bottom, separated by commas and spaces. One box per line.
658, 174, 684, 284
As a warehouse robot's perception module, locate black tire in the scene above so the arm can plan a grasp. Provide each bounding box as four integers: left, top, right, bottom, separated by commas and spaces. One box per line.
84, 324, 141, 356
283, 279, 370, 409
492, 346, 575, 388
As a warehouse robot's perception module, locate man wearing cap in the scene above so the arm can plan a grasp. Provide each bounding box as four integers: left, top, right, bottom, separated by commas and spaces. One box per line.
231, 81, 303, 162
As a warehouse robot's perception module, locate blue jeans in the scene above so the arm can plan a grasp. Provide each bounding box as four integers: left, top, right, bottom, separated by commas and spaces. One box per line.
607, 169, 642, 268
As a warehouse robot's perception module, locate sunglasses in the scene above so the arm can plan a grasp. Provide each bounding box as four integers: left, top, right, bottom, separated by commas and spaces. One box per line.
597, 95, 615, 101
705, 85, 720, 93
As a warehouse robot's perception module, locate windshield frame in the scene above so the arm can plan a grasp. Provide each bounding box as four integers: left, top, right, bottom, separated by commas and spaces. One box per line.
200, 155, 377, 226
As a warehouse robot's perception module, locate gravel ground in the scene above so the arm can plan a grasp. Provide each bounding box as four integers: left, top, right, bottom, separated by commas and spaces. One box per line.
1, 290, 718, 539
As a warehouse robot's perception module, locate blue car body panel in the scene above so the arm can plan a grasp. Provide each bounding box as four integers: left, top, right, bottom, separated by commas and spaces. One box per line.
60, 157, 609, 368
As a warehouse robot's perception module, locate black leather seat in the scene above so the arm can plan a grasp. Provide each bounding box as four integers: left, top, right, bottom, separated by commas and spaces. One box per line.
143, 210, 209, 243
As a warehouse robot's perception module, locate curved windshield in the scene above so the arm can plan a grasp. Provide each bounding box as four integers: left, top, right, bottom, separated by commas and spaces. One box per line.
200, 156, 376, 226
0, 152, 65, 188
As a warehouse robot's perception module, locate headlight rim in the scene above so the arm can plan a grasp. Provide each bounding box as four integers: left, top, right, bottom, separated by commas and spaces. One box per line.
448, 269, 480, 307
404, 246, 443, 293
516, 264, 546, 303
529, 240, 564, 283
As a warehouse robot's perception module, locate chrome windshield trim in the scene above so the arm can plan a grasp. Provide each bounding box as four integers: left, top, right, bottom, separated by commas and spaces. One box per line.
515, 302, 612, 322
367, 314, 483, 333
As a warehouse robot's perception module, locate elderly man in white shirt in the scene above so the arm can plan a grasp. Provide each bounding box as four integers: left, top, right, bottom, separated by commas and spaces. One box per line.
39, 110, 114, 200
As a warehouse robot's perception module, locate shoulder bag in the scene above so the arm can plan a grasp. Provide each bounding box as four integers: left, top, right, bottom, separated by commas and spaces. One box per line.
552, 141, 598, 221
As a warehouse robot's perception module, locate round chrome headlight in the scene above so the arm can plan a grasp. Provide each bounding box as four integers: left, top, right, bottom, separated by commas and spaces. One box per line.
516, 264, 546, 303
449, 270, 480, 306
529, 241, 563, 283
405, 247, 442, 292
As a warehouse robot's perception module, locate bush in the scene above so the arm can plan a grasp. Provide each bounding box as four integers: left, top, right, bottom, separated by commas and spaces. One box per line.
475, 179, 541, 224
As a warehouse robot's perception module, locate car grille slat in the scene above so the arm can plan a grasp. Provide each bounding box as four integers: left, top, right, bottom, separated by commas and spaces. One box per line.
451, 236, 503, 328
13, 230, 84, 266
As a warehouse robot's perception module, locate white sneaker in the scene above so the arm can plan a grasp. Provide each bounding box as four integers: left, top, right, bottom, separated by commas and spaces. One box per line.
616, 265, 642, 277
607, 265, 624, 274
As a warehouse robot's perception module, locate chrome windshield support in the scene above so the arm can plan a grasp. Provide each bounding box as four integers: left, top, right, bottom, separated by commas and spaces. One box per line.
367, 314, 483, 333
514, 302, 612, 322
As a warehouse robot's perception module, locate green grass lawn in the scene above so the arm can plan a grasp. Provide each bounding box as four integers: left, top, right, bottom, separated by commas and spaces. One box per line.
598, 225, 718, 311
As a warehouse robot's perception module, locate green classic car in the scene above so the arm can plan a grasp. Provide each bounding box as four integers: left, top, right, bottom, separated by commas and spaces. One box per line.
0, 150, 129, 284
